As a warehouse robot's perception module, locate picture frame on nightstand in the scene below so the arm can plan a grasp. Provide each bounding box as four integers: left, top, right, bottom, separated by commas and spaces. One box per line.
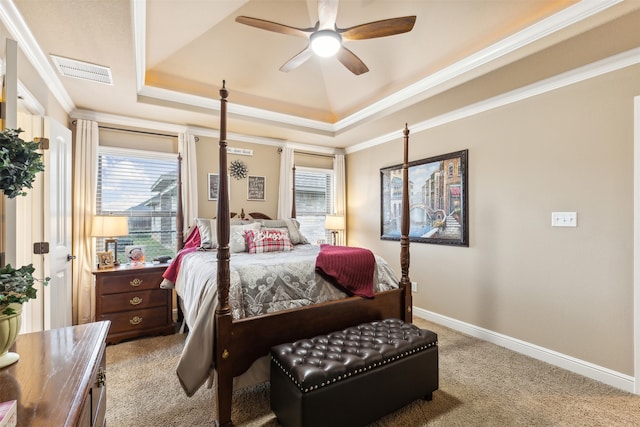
97, 251, 114, 269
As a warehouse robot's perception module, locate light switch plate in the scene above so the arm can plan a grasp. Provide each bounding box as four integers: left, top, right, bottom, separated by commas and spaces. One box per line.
551, 212, 577, 227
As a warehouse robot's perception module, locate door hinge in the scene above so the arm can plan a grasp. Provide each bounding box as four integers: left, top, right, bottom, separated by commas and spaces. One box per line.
33, 242, 50, 254
34, 137, 49, 150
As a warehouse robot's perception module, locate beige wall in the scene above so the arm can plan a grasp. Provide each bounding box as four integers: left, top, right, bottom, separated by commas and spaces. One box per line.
347, 16, 640, 375
196, 137, 281, 219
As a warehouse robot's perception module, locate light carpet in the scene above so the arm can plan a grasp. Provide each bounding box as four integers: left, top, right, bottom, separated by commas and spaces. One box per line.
106, 318, 640, 426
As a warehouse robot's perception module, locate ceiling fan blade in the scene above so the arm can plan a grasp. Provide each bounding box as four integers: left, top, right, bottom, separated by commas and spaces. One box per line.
236, 16, 313, 38
317, 0, 339, 30
339, 16, 416, 41
336, 46, 369, 75
280, 46, 314, 72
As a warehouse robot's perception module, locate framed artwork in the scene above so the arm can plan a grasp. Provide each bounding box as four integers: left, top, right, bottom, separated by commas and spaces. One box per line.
247, 175, 266, 201
208, 173, 231, 201
97, 251, 114, 269
380, 149, 468, 246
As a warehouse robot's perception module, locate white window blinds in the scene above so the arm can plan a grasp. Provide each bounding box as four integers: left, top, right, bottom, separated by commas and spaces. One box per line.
96, 147, 179, 261
294, 167, 334, 245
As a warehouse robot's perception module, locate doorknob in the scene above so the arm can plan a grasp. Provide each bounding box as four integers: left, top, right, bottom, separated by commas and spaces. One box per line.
67, 254, 77, 261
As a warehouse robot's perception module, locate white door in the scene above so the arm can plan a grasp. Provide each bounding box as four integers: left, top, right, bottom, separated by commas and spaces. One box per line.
16, 110, 44, 333
43, 117, 73, 329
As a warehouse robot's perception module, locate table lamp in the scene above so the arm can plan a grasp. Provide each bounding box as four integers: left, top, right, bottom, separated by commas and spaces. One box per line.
92, 215, 129, 265
325, 214, 345, 245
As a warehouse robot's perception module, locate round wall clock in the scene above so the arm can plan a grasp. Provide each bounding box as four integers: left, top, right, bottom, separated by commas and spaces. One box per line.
230, 160, 248, 180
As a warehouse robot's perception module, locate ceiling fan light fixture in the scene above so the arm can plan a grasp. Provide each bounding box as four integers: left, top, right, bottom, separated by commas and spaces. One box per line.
310, 30, 341, 57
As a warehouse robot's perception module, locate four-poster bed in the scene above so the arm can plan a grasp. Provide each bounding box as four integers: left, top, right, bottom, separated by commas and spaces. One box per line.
170, 82, 413, 426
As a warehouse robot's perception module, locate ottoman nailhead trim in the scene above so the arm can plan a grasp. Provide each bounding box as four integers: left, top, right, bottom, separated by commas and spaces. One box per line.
271, 320, 438, 393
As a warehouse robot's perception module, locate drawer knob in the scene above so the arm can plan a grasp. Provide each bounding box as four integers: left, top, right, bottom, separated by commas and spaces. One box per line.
130, 316, 143, 325
130, 278, 143, 287
129, 296, 143, 305
96, 367, 106, 387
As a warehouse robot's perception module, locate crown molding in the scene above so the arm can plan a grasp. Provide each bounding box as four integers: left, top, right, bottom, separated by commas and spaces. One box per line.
131, 0, 146, 93
0, 0, 75, 112
137, 84, 335, 133
71, 107, 344, 155
346, 47, 640, 154
133, 0, 623, 136
335, 0, 624, 132
0, 0, 625, 141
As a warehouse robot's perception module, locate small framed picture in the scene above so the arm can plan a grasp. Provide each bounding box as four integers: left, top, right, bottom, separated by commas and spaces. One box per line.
208, 173, 231, 201
247, 175, 266, 201
97, 251, 114, 270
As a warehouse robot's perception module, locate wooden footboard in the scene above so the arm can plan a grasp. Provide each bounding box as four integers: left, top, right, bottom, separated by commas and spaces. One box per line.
230, 288, 409, 377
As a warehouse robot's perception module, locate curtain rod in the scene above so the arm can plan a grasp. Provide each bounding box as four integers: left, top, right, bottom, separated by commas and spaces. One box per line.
71, 120, 196, 140
278, 147, 334, 158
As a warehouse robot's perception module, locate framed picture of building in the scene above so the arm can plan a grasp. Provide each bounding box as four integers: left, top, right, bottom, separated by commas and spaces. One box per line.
380, 149, 468, 246
247, 175, 266, 201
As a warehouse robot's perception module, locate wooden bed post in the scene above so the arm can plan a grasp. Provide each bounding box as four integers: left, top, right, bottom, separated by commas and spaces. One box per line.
176, 153, 184, 251
400, 124, 413, 323
214, 81, 234, 427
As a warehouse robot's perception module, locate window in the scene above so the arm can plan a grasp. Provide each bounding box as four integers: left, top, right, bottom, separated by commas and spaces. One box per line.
294, 167, 334, 245
96, 147, 178, 262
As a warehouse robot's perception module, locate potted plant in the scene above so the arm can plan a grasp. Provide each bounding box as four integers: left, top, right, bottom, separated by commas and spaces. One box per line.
0, 128, 47, 367
0, 263, 48, 315
0, 128, 45, 198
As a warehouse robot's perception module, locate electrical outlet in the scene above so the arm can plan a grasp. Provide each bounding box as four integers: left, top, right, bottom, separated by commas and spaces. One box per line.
411, 281, 417, 293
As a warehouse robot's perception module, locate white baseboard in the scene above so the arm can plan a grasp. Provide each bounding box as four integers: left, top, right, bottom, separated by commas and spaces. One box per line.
413, 306, 636, 394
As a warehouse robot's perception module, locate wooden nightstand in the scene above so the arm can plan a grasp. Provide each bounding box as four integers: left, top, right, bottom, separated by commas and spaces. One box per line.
93, 263, 174, 344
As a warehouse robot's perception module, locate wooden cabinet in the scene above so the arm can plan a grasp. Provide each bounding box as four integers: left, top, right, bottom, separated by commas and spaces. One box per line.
0, 321, 110, 427
93, 263, 174, 344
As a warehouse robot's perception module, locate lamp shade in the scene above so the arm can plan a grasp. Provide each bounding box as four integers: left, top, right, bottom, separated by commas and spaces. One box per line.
92, 215, 129, 238
325, 215, 345, 231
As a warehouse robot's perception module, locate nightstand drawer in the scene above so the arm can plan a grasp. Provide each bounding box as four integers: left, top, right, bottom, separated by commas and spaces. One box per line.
99, 306, 169, 334
100, 289, 169, 313
100, 270, 163, 293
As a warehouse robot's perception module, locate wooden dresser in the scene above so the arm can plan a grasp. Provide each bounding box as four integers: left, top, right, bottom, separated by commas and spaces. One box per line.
93, 263, 174, 344
0, 321, 110, 427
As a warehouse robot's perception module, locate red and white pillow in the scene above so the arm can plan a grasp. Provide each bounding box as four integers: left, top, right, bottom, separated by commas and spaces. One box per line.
245, 228, 294, 254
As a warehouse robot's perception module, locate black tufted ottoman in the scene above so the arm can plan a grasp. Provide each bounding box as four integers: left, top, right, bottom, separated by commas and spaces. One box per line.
270, 318, 438, 427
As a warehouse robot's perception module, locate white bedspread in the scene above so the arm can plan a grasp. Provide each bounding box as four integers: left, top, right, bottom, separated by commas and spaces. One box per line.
174, 244, 399, 396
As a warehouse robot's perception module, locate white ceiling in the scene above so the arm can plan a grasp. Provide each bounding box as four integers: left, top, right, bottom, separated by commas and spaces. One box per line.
1, 0, 636, 150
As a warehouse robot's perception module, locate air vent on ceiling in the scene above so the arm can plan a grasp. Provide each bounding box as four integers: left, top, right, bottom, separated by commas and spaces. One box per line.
50, 55, 113, 85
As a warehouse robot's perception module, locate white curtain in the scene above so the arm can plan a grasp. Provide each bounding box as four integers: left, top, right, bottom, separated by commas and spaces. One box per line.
178, 132, 198, 238
277, 146, 295, 219
72, 120, 99, 324
333, 154, 346, 245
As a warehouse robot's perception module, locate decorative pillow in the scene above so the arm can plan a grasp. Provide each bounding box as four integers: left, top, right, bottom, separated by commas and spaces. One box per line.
230, 218, 257, 226
230, 222, 262, 253
258, 219, 309, 245
195, 218, 216, 249
245, 228, 294, 254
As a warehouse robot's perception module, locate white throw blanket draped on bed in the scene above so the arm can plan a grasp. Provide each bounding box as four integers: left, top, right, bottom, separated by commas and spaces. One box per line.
174, 244, 400, 396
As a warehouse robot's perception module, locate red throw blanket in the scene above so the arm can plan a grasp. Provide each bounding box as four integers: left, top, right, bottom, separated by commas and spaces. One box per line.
315, 244, 375, 298
162, 226, 201, 283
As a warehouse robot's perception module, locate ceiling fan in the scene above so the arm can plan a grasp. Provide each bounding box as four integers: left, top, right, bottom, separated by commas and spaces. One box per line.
235, 0, 416, 75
